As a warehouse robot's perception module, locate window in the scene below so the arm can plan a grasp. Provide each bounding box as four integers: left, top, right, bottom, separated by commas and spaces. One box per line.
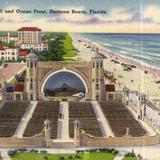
93, 62, 95, 68
35, 61, 37, 67
30, 94, 33, 101
30, 83, 33, 90
27, 61, 29, 67
96, 95, 99, 100
30, 62, 33, 68
96, 83, 99, 89
108, 94, 114, 100
100, 61, 103, 68
96, 62, 99, 69
96, 78, 99, 82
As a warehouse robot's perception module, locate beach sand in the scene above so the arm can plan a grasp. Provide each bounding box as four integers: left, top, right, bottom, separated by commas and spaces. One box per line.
71, 34, 160, 101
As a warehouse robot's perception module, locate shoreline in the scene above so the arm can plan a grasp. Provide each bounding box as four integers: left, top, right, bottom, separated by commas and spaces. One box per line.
71, 33, 160, 77
71, 33, 160, 100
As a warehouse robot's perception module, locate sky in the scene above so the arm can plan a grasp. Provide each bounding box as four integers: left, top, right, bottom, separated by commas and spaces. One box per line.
0, 0, 160, 33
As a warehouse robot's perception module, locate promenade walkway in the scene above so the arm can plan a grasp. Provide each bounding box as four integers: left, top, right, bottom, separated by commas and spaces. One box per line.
91, 101, 114, 137
13, 101, 38, 138
57, 102, 70, 141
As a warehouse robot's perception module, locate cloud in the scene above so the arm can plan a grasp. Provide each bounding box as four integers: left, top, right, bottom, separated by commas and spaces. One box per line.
107, 8, 134, 22
47, 7, 136, 25
143, 5, 160, 23
1, 5, 160, 33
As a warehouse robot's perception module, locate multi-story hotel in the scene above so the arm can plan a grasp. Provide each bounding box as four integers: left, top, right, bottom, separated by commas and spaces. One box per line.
17, 27, 48, 51
0, 47, 19, 61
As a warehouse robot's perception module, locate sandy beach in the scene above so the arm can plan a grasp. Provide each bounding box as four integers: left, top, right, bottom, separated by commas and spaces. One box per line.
71, 34, 160, 102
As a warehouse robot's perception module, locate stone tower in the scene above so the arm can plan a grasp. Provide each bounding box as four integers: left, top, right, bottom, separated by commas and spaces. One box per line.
44, 119, 52, 139
123, 87, 130, 105
138, 93, 147, 120
91, 48, 106, 101
26, 49, 38, 101
74, 119, 81, 147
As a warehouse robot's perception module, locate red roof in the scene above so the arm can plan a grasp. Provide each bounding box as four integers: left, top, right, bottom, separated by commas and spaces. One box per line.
0, 46, 5, 50
19, 51, 29, 56
17, 27, 41, 31
14, 84, 24, 92
105, 84, 115, 92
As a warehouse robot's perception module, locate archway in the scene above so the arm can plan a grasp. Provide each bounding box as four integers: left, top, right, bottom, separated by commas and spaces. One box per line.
41, 69, 88, 100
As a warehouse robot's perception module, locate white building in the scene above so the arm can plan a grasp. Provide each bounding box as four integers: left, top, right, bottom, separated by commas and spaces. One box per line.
20, 43, 48, 51
0, 47, 19, 61
17, 27, 48, 51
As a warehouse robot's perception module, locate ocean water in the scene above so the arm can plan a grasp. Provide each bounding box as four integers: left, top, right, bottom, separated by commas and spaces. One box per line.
78, 33, 160, 69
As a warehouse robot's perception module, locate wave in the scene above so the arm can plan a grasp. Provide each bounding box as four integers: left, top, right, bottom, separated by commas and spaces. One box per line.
116, 46, 139, 53
100, 42, 112, 47
119, 50, 127, 54
76, 33, 160, 70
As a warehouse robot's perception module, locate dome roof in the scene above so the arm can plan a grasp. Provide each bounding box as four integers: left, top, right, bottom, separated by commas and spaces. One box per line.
74, 118, 80, 124
92, 48, 103, 59
44, 119, 51, 124
26, 49, 38, 59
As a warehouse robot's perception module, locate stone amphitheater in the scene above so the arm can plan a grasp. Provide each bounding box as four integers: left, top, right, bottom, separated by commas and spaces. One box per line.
0, 50, 159, 148
0, 100, 159, 148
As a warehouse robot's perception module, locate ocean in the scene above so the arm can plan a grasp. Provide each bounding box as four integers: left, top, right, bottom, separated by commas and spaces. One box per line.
77, 33, 160, 70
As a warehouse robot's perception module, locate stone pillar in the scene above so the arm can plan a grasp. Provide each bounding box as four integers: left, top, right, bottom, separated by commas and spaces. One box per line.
44, 119, 52, 147
123, 87, 129, 105
138, 94, 147, 120
26, 49, 38, 101
74, 119, 81, 148
44, 119, 52, 139
91, 48, 106, 101
142, 100, 147, 120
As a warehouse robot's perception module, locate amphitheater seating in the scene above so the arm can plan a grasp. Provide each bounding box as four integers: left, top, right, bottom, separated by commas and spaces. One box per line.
69, 102, 102, 137
99, 101, 147, 137
23, 101, 60, 138
0, 101, 30, 137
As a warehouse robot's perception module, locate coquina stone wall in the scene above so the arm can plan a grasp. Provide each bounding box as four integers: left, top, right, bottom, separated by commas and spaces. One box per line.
79, 131, 160, 147
0, 137, 44, 148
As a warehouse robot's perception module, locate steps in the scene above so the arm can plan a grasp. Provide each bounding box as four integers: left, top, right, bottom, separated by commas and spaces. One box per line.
91, 101, 114, 137
57, 102, 70, 141
13, 101, 38, 138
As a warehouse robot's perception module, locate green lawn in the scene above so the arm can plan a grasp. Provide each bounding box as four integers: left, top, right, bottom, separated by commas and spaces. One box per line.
63, 34, 78, 57
123, 157, 137, 160
11, 152, 116, 160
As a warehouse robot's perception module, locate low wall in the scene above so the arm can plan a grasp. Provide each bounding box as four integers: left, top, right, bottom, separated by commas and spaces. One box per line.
80, 132, 160, 147
0, 137, 44, 148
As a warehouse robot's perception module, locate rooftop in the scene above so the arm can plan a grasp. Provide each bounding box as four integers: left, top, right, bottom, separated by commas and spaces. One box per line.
105, 84, 115, 92
17, 27, 41, 31
19, 51, 29, 57
26, 49, 38, 59
14, 84, 24, 92
92, 48, 104, 59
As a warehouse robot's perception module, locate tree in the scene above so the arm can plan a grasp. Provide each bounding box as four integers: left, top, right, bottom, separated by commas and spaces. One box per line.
38, 36, 65, 61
